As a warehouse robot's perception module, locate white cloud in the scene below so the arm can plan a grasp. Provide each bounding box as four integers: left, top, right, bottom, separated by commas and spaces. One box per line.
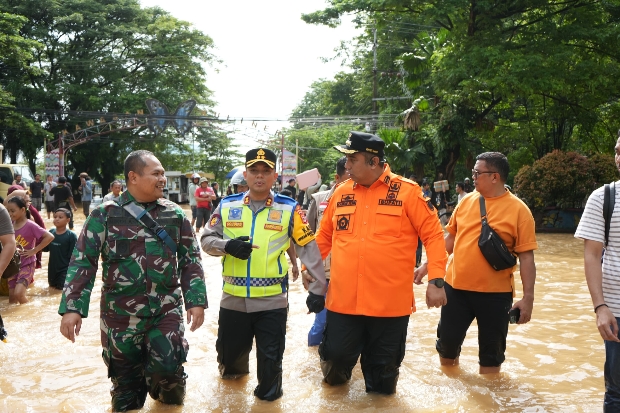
140, 0, 360, 152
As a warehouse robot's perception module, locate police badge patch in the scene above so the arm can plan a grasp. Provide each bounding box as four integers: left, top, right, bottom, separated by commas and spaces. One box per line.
209, 214, 221, 227
268, 209, 283, 223
228, 208, 243, 220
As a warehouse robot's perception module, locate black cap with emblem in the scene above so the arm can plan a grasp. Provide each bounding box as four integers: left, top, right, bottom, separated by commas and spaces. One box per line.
334, 131, 385, 160
246, 148, 277, 168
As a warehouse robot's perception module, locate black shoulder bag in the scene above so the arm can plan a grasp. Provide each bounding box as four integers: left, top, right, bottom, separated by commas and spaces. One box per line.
478, 196, 517, 271
604, 182, 616, 247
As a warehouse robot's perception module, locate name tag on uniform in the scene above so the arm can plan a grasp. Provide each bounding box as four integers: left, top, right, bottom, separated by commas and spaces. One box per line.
336, 194, 356, 207
264, 223, 283, 231
226, 222, 243, 228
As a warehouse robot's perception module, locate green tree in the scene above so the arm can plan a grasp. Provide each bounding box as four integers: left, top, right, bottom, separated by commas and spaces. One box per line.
513, 150, 607, 209
301, 0, 620, 179
291, 72, 360, 119
0, 12, 51, 165
0, 0, 217, 191
194, 128, 243, 185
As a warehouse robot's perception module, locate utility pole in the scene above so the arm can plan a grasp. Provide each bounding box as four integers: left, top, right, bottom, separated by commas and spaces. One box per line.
372, 23, 378, 132
280, 131, 284, 189
58, 133, 64, 177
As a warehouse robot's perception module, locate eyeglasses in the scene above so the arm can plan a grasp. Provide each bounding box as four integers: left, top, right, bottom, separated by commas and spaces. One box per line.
472, 169, 497, 178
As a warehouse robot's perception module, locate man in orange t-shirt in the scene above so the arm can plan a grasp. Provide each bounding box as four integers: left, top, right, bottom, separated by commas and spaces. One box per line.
315, 131, 447, 395
416, 152, 537, 374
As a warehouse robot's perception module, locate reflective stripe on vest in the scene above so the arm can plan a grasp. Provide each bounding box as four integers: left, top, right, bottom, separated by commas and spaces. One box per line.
220, 195, 294, 298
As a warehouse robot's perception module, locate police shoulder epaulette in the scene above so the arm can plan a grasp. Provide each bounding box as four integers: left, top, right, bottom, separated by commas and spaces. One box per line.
273, 193, 296, 206
222, 192, 244, 202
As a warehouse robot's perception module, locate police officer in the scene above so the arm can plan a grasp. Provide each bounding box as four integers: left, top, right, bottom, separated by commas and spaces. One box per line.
304, 156, 348, 346
201, 147, 327, 401
315, 131, 448, 394
59, 150, 207, 412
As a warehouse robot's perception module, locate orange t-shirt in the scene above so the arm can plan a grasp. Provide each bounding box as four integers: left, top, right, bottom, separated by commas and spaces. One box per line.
315, 165, 447, 317
445, 190, 537, 293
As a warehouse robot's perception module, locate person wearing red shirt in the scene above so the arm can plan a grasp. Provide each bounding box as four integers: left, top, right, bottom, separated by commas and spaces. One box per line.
194, 177, 216, 232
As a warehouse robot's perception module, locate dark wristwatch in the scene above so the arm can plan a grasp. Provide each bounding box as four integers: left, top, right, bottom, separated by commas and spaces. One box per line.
429, 278, 445, 288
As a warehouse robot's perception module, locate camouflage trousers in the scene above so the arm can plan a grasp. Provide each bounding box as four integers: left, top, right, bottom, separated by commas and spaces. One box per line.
100, 307, 189, 412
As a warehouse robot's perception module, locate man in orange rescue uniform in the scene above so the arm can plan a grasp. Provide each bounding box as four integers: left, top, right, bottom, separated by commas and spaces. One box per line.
315, 131, 448, 394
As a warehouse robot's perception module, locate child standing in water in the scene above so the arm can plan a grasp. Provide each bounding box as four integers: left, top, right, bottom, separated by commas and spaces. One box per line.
43, 208, 77, 290
6, 197, 53, 304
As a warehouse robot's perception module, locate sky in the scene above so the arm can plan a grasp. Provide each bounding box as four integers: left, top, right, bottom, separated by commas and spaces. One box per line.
139, 0, 360, 152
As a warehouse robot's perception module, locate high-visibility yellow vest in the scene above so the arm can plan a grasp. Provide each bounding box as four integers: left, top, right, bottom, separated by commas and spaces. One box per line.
220, 193, 295, 298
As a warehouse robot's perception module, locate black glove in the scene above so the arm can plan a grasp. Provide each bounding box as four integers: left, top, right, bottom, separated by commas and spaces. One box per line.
306, 292, 325, 314
224, 236, 253, 260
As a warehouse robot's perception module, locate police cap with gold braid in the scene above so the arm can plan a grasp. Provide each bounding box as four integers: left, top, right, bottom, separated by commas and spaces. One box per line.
246, 148, 277, 168
334, 131, 385, 160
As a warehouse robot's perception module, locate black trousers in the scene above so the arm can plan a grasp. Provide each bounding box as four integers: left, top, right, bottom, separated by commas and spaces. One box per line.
216, 307, 287, 401
436, 283, 512, 367
319, 310, 410, 394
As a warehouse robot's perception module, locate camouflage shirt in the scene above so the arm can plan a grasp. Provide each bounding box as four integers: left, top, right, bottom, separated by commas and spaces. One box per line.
59, 191, 207, 318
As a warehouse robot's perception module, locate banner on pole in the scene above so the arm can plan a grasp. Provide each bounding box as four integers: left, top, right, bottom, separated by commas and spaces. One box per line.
282, 149, 297, 188
45, 150, 60, 179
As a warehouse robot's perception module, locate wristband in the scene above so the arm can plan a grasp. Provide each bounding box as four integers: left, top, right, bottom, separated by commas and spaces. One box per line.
594, 303, 608, 313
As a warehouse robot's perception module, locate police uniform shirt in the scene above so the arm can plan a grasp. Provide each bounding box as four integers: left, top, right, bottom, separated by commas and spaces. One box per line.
201, 191, 327, 313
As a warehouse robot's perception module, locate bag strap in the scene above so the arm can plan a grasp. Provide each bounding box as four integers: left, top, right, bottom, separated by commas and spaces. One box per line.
479, 196, 489, 226
604, 182, 616, 246
121, 202, 178, 254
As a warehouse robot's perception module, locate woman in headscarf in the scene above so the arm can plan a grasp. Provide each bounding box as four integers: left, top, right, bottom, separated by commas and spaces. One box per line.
6, 186, 46, 268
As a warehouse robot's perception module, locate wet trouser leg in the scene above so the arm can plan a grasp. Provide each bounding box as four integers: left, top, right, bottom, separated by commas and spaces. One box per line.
102, 317, 148, 412
101, 308, 188, 412
216, 307, 254, 377
145, 308, 188, 405
604, 318, 620, 412
253, 308, 287, 401
436, 284, 475, 361
359, 315, 409, 394
436, 284, 511, 367
216, 307, 287, 401
319, 311, 365, 386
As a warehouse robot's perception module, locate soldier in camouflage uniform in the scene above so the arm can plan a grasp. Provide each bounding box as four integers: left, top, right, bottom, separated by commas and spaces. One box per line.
59, 150, 207, 412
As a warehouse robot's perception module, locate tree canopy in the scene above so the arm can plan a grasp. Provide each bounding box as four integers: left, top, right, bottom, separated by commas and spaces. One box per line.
0, 0, 236, 192
293, 0, 620, 183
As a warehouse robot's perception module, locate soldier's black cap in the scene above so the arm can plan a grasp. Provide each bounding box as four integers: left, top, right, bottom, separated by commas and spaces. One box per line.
246, 148, 276, 169
334, 131, 385, 159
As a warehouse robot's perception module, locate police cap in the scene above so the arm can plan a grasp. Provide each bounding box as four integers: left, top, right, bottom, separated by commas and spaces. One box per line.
334, 131, 385, 159
246, 148, 276, 169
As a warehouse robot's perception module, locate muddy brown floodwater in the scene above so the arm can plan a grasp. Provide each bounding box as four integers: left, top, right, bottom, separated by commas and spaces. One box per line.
0, 215, 607, 412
